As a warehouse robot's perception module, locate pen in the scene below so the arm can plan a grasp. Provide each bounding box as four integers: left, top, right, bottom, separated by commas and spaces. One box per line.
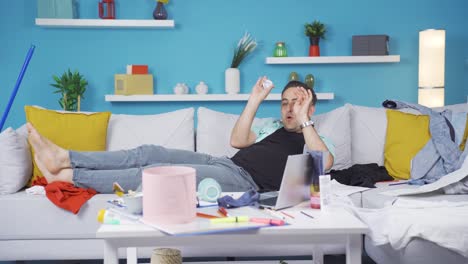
389, 182, 408, 186
196, 212, 221, 219
280, 211, 295, 219
300, 210, 315, 219
210, 216, 249, 224
250, 217, 285, 226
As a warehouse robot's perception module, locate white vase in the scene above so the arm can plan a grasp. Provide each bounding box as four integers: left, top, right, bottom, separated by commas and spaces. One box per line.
173, 83, 185, 94
225, 68, 240, 94
195, 81, 208, 94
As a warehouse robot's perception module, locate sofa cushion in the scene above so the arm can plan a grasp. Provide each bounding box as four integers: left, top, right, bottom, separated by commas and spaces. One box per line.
351, 103, 466, 177
24, 106, 111, 185
348, 104, 421, 166
312, 104, 352, 170
196, 107, 269, 158
350, 105, 387, 166
0, 127, 32, 194
0, 190, 114, 240
384, 110, 431, 180
107, 108, 194, 151
196, 105, 352, 170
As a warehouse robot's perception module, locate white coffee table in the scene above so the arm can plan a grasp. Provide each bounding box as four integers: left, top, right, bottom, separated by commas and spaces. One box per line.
96, 205, 367, 264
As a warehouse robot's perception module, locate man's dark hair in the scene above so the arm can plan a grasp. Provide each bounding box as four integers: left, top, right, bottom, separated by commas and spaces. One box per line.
281, 80, 317, 106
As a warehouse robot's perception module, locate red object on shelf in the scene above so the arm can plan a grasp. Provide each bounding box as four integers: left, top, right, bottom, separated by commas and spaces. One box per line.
99, 0, 115, 19
309, 45, 320, 57
127, 65, 149, 74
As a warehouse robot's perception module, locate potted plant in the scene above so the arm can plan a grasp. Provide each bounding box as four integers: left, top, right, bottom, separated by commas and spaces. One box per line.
304, 20, 327, 56
51, 69, 88, 112
226, 32, 257, 94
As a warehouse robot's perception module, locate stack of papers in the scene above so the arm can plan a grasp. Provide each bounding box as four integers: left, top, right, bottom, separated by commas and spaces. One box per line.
141, 206, 283, 236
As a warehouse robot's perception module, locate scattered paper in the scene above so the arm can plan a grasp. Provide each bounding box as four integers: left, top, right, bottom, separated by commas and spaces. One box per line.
25, 185, 45, 195
331, 180, 370, 197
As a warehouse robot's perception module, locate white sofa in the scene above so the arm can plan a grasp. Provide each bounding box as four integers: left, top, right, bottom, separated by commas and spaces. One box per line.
0, 103, 467, 263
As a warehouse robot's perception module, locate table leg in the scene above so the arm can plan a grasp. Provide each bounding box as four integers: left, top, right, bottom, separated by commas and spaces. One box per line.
127, 247, 138, 264
104, 240, 119, 264
312, 246, 324, 264
346, 234, 362, 264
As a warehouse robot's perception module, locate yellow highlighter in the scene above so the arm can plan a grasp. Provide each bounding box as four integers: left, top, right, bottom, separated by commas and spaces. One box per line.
113, 182, 125, 197
210, 216, 249, 224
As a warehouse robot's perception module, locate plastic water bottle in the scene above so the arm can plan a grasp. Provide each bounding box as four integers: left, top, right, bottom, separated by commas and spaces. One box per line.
319, 175, 332, 211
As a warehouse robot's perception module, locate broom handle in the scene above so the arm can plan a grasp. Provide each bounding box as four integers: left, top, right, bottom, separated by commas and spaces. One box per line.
0, 45, 35, 132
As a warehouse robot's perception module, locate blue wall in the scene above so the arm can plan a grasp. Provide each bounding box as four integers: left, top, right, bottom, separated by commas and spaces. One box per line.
1, 0, 467, 130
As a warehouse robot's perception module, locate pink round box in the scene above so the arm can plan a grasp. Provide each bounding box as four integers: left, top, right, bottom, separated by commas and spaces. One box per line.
142, 166, 197, 225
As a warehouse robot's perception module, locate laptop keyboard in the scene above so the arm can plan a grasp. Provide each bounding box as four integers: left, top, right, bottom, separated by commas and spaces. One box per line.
259, 196, 278, 206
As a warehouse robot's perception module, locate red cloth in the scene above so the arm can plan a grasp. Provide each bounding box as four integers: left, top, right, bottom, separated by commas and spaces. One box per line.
32, 177, 98, 214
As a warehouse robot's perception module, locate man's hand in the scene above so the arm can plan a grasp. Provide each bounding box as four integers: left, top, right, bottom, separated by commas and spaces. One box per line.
292, 87, 313, 125
249, 76, 274, 104
231, 76, 274, 149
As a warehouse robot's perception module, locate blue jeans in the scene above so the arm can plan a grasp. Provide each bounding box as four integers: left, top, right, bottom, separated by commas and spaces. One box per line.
70, 145, 258, 193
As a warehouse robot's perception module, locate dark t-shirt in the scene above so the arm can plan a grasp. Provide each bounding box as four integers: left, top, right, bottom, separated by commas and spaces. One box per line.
230, 128, 305, 191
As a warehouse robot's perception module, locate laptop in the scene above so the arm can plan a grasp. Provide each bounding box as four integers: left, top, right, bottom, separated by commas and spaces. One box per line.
258, 153, 312, 210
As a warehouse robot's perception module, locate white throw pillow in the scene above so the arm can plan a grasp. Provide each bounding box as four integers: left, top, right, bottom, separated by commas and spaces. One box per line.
107, 108, 195, 151
196, 107, 272, 158
0, 127, 32, 194
312, 104, 352, 170
196, 106, 352, 171
350, 105, 387, 166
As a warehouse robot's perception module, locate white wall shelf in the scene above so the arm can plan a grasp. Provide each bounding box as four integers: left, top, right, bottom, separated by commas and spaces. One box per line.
265, 55, 400, 64
35, 18, 175, 28
105, 93, 335, 102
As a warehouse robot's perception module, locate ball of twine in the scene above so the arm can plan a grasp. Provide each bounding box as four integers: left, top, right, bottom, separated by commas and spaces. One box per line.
151, 248, 182, 264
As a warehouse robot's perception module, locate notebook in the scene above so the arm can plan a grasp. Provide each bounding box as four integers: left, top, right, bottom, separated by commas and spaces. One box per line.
258, 153, 313, 210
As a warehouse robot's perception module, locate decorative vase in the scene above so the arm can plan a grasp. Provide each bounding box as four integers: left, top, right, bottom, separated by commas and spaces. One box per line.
274, 42, 288, 57
195, 81, 208, 94
309, 37, 320, 57
225, 68, 240, 94
289, 72, 299, 81
305, 74, 315, 89
173, 83, 188, 94
153, 2, 167, 20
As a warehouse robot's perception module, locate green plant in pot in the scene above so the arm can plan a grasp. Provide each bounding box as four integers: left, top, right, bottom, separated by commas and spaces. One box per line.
304, 20, 327, 56
51, 69, 88, 112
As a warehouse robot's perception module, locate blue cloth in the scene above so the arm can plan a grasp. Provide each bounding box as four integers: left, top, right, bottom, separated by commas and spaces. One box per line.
382, 100, 468, 189
217, 188, 259, 208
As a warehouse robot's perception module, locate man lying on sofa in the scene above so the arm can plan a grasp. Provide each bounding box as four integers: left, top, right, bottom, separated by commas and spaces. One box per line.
27, 77, 334, 194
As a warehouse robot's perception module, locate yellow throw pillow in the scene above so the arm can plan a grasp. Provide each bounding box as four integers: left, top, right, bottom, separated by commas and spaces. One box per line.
25, 106, 111, 185
384, 110, 431, 180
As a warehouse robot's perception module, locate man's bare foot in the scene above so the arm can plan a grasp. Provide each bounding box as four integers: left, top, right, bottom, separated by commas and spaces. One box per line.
35, 155, 74, 184
27, 123, 71, 174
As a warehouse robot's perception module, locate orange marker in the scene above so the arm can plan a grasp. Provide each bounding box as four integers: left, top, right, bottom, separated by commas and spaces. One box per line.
196, 212, 220, 219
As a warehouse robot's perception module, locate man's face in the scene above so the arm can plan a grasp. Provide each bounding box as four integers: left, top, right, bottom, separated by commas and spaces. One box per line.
281, 87, 301, 132
281, 87, 315, 132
